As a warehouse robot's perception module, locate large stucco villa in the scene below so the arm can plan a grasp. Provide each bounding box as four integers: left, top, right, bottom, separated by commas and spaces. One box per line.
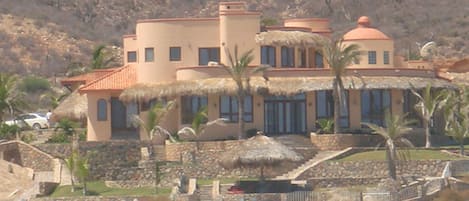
60, 2, 455, 141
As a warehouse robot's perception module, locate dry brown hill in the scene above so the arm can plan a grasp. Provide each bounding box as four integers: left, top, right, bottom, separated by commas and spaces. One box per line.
0, 0, 467, 76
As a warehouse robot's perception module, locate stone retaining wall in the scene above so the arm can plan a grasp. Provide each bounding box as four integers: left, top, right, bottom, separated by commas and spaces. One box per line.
310, 134, 384, 150
299, 160, 448, 180
0, 141, 55, 171
308, 178, 383, 189
220, 193, 283, 201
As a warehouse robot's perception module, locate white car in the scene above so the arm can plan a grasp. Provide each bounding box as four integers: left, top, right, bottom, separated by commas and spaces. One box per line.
4, 113, 49, 129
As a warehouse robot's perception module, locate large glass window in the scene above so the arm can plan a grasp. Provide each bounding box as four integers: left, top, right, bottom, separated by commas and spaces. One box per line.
316, 90, 349, 128
383, 51, 390, 64
127, 51, 137, 63
220, 96, 253, 122
199, 48, 220, 65
281, 46, 295, 67
170, 47, 181, 61
97, 99, 107, 121
261, 46, 276, 67
315, 51, 324, 68
368, 51, 377, 64
403, 90, 422, 127
361, 90, 391, 126
145, 48, 154, 62
181, 96, 208, 124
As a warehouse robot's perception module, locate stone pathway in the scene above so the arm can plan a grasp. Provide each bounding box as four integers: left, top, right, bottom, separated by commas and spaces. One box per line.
274, 148, 352, 180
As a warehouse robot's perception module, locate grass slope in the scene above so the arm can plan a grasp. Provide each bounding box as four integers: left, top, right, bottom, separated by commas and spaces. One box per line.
50, 181, 170, 197
337, 150, 462, 161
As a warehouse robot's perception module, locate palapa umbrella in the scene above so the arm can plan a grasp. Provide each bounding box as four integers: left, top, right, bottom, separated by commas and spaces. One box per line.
219, 132, 302, 180
52, 90, 87, 121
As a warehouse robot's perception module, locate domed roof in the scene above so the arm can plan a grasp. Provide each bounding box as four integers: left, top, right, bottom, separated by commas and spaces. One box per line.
343, 16, 391, 41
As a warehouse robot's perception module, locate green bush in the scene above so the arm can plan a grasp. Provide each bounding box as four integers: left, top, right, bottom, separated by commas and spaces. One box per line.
19, 76, 50, 92
245, 128, 259, 138
0, 124, 20, 140
47, 133, 70, 143
316, 119, 334, 134
20, 133, 36, 143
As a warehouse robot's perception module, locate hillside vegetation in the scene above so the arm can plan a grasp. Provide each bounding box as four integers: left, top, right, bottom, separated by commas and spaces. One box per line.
0, 0, 467, 76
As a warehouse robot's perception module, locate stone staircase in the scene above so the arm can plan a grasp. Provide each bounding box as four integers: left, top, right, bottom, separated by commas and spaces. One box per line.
198, 185, 213, 201
275, 148, 352, 180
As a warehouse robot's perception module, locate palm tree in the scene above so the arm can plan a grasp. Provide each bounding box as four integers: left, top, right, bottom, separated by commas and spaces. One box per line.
132, 100, 175, 141
65, 151, 78, 192
91, 45, 115, 69
362, 112, 414, 180
442, 86, 469, 155
177, 107, 226, 146
410, 84, 446, 148
74, 154, 89, 196
320, 39, 360, 134
40, 92, 69, 109
222, 45, 269, 139
0, 73, 26, 122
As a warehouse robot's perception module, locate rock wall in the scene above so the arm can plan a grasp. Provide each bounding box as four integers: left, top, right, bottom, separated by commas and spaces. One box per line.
31, 196, 166, 201
310, 134, 384, 150
0, 141, 55, 171
299, 160, 448, 180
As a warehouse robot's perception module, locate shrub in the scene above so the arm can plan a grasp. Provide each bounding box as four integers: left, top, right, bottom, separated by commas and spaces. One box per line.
19, 76, 51, 92
20, 132, 36, 143
316, 119, 334, 134
0, 124, 20, 140
47, 133, 70, 143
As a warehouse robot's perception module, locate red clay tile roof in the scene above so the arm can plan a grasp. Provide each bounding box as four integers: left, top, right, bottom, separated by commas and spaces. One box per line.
60, 69, 115, 85
79, 65, 136, 92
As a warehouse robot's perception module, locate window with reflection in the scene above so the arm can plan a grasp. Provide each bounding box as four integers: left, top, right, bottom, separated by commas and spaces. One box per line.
181, 96, 208, 124
127, 51, 137, 63
383, 51, 390, 64
298, 48, 306, 68
281, 46, 295, 67
220, 96, 253, 122
145, 48, 154, 62
199, 48, 220, 65
170, 47, 181, 61
361, 90, 391, 126
261, 46, 276, 67
316, 90, 349, 128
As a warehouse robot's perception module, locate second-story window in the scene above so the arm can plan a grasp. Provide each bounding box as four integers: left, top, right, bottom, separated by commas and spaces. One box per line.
298, 48, 306, 68
145, 48, 154, 62
170, 47, 181, 61
368, 51, 377, 64
127, 51, 137, 63
315, 51, 324, 68
261, 46, 276, 67
199, 48, 220, 65
281, 46, 295, 67
383, 51, 390, 64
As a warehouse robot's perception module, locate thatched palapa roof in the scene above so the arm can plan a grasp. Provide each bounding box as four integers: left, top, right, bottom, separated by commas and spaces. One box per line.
255, 31, 325, 48
52, 90, 87, 121
120, 76, 454, 102
219, 134, 302, 169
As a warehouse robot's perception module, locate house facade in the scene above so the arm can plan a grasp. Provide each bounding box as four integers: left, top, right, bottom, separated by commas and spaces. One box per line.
78, 2, 453, 141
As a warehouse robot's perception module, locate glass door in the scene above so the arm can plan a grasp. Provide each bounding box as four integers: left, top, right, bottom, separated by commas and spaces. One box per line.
264, 94, 306, 135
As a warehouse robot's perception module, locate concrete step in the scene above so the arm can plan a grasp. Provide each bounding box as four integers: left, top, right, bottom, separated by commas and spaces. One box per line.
198, 185, 213, 201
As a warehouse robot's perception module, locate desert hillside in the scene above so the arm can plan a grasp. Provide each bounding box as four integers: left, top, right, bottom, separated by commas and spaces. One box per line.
0, 0, 467, 76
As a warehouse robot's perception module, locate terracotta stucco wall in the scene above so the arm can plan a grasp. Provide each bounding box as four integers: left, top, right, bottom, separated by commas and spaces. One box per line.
344, 40, 394, 68
86, 92, 112, 141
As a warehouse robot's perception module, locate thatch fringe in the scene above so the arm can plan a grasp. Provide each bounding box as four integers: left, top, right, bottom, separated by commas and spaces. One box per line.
255, 31, 325, 48
120, 76, 454, 102
52, 90, 87, 121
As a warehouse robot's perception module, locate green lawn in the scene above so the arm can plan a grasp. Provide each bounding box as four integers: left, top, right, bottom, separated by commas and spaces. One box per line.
197, 178, 258, 186
336, 150, 462, 162
50, 181, 170, 197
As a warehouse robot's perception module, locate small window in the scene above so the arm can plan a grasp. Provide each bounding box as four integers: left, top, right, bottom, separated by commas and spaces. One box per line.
199, 48, 220, 65
298, 48, 306, 68
315, 51, 324, 68
383, 51, 390, 64
170, 47, 181, 61
127, 51, 137, 63
145, 48, 154, 62
281, 46, 295, 67
261, 46, 276, 67
368, 51, 377, 64
97, 99, 107, 121
181, 96, 208, 124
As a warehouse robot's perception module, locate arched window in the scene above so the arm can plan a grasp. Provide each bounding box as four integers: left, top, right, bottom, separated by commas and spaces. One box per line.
97, 99, 107, 121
